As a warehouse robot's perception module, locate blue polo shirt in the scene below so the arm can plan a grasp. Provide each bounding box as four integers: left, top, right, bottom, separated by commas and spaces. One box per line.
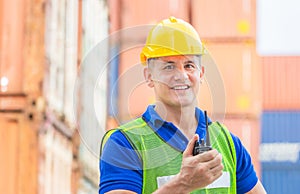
99, 105, 258, 193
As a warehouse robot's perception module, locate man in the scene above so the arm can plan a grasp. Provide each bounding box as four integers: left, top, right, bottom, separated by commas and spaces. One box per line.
99, 17, 266, 194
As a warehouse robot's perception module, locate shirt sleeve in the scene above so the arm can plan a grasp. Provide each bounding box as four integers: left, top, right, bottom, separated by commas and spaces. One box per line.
99, 130, 143, 194
230, 133, 258, 194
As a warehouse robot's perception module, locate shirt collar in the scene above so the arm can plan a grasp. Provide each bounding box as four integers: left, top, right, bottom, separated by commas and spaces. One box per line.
142, 105, 212, 152
142, 105, 211, 127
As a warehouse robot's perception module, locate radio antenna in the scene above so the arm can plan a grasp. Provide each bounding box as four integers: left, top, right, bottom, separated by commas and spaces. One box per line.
204, 111, 211, 146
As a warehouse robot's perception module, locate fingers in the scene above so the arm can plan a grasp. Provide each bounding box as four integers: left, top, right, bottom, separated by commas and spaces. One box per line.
206, 152, 223, 170
183, 134, 199, 157
195, 149, 219, 163
210, 162, 224, 178
195, 151, 223, 177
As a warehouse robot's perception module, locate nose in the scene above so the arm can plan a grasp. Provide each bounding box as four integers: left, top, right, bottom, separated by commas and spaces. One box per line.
173, 67, 189, 81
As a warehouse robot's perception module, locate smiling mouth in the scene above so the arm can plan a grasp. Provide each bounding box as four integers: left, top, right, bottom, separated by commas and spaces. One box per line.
171, 85, 190, 90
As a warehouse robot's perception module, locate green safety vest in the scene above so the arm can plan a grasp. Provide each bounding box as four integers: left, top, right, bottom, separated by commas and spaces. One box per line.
101, 117, 237, 194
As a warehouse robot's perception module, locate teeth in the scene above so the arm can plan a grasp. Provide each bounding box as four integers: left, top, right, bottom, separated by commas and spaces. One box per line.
172, 86, 189, 90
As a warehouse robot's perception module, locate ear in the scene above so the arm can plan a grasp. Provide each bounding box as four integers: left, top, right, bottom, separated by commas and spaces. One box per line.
200, 66, 205, 82
144, 67, 154, 88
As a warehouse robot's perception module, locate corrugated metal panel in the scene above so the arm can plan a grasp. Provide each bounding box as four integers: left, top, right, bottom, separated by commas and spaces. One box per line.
199, 42, 262, 117
115, 0, 190, 122
78, 1, 108, 192
223, 117, 262, 177
0, 0, 24, 93
0, 116, 18, 194
22, 0, 46, 96
77, 144, 99, 194
39, 123, 73, 194
121, 0, 190, 27
262, 57, 300, 110
44, 0, 67, 112
0, 114, 38, 194
260, 111, 300, 193
63, 0, 79, 126
45, 0, 82, 121
261, 111, 300, 143
79, 0, 108, 156
118, 48, 155, 122
117, 42, 262, 121
78, 177, 99, 194
262, 163, 300, 194
18, 116, 39, 194
191, 0, 256, 39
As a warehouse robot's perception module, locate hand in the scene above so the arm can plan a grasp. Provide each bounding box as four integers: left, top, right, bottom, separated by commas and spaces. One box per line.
178, 134, 224, 192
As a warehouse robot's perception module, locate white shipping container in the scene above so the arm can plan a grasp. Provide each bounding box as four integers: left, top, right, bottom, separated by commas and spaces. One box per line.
39, 123, 73, 194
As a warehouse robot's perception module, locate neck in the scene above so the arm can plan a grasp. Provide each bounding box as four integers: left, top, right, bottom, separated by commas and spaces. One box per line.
154, 103, 198, 140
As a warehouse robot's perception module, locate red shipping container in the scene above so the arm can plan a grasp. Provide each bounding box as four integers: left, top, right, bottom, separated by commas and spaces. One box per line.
120, 0, 190, 27
117, 42, 262, 121
0, 116, 19, 194
0, 0, 25, 93
115, 0, 190, 122
0, 114, 38, 194
262, 56, 300, 110
191, 0, 256, 39
198, 42, 262, 117
117, 46, 154, 122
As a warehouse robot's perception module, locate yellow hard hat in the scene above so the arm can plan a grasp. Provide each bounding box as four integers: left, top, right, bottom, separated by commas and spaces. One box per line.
140, 16, 205, 64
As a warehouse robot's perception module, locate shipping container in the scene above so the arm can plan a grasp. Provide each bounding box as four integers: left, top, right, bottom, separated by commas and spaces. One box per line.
77, 144, 99, 194
79, 0, 109, 154
114, 0, 190, 122
262, 57, 300, 110
222, 117, 262, 177
198, 42, 262, 117
44, 0, 81, 123
117, 37, 262, 122
260, 111, 300, 193
121, 0, 190, 27
110, 1, 261, 120
77, 0, 109, 192
261, 162, 300, 194
0, 0, 25, 93
191, 0, 256, 40
39, 123, 73, 194
117, 47, 155, 122
0, 113, 38, 194
0, 116, 19, 194
261, 111, 300, 143
22, 0, 46, 97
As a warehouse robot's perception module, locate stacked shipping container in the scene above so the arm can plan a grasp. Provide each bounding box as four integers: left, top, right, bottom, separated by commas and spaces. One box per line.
109, 0, 262, 177
260, 57, 300, 193
191, 0, 262, 176
42, 0, 81, 193
109, 0, 190, 123
0, 0, 44, 193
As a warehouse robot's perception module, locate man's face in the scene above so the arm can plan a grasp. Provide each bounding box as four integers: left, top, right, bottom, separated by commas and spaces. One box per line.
144, 55, 204, 108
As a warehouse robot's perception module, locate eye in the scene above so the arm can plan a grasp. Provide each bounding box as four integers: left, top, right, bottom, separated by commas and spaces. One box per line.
163, 63, 175, 70
184, 63, 196, 70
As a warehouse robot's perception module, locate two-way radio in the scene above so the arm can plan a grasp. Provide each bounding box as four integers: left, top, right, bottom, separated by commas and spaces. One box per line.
193, 110, 212, 155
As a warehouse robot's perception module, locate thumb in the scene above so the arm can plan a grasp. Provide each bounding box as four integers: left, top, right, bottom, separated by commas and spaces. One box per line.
183, 134, 199, 157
